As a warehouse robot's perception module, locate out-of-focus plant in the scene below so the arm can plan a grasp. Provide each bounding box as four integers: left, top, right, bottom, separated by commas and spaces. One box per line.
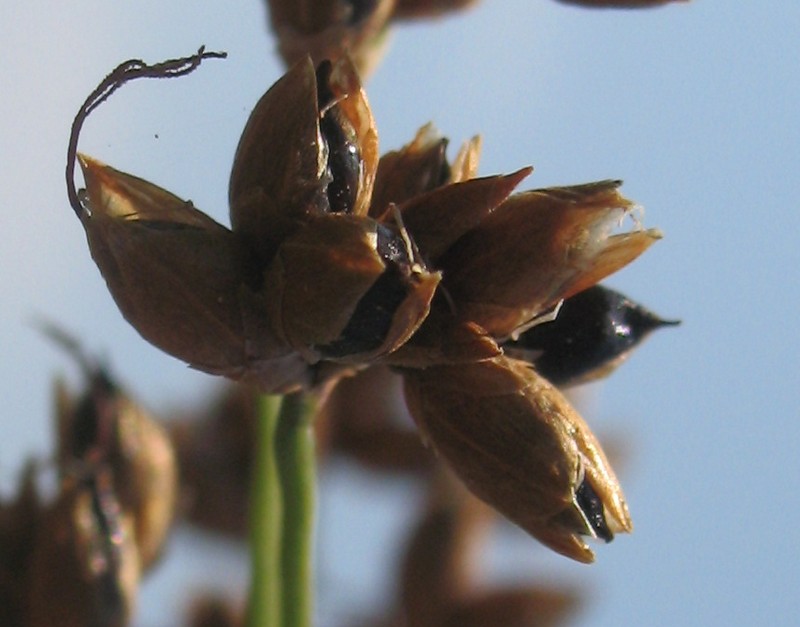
263, 0, 689, 77
0, 328, 177, 626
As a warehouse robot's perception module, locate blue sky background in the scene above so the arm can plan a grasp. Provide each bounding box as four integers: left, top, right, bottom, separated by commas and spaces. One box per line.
1, 1, 799, 625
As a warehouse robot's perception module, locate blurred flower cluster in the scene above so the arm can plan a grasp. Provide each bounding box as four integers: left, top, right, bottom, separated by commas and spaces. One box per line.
0, 331, 176, 626
264, 0, 689, 77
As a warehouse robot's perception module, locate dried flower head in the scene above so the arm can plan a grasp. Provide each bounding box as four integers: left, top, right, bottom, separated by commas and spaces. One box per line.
26, 472, 140, 627
0, 329, 183, 625
394, 474, 491, 627
265, 0, 480, 77
43, 324, 178, 570
264, 0, 688, 79
0, 463, 141, 626
69, 49, 676, 562
404, 355, 632, 562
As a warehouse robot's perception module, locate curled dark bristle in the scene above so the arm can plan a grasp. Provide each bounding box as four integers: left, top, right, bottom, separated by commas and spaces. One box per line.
66, 46, 227, 218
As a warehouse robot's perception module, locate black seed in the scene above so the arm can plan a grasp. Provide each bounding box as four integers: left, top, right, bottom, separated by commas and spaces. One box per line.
319, 267, 409, 358
318, 225, 414, 358
505, 285, 679, 386
376, 222, 412, 266
575, 478, 614, 542
315, 61, 362, 214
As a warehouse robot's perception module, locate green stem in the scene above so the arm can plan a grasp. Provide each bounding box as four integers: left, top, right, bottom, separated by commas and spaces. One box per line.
246, 394, 284, 627
246, 392, 317, 627
274, 392, 317, 627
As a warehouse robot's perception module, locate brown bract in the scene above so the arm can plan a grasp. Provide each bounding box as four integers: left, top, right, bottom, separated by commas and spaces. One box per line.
78, 156, 253, 378
435, 181, 661, 339
229, 56, 378, 253
403, 355, 632, 562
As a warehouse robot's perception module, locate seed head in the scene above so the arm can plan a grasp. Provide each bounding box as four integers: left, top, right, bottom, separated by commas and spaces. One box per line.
69, 50, 677, 563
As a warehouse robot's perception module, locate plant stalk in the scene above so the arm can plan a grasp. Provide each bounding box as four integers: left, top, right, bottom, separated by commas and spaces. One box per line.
275, 392, 317, 627
246, 394, 283, 627
247, 392, 317, 627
